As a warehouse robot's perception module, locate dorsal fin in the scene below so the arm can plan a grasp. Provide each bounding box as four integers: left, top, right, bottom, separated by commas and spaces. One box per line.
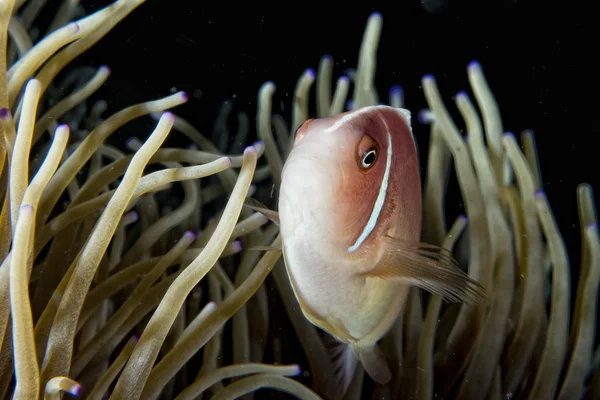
243, 198, 280, 225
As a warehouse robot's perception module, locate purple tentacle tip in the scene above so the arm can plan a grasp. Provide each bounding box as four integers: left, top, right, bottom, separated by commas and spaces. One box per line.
502, 131, 513, 138
534, 190, 545, 197
125, 137, 139, 149
422, 74, 435, 82
234, 240, 243, 251
305, 68, 316, 78
456, 90, 468, 99
184, 230, 196, 240
129, 211, 139, 222
253, 140, 264, 149
370, 11, 382, 19
390, 85, 403, 94
0, 108, 10, 119
587, 222, 597, 229
71, 384, 82, 396
71, 22, 80, 33
132, 334, 140, 343
100, 65, 111, 74
468, 60, 481, 70
322, 54, 333, 62
459, 214, 468, 222
417, 109, 433, 124
180, 92, 189, 101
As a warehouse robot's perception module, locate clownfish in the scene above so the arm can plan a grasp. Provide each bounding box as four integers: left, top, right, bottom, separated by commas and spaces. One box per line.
246, 105, 485, 393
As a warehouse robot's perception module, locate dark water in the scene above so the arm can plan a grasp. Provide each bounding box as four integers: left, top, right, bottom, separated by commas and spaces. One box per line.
78, 0, 598, 268
46, 0, 598, 397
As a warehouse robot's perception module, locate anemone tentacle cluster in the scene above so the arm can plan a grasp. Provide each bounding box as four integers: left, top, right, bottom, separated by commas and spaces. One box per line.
0, 2, 597, 399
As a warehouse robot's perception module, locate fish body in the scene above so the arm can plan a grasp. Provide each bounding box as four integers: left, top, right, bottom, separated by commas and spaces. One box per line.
279, 105, 422, 386
248, 105, 485, 391
279, 106, 421, 343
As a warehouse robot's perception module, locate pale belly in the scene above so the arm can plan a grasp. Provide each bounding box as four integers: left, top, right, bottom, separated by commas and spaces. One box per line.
278, 179, 408, 343
282, 234, 406, 343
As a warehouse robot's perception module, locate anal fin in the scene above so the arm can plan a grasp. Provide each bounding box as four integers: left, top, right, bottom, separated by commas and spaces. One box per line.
352, 343, 392, 385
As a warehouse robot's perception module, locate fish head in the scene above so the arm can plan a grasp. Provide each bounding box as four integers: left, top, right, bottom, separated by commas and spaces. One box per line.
279, 105, 422, 261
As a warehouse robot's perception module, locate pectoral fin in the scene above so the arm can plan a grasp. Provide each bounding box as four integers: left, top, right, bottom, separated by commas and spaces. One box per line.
361, 235, 486, 304
243, 198, 280, 225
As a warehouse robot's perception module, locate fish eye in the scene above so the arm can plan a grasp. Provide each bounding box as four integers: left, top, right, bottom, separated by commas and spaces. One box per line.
357, 134, 379, 171
360, 149, 377, 169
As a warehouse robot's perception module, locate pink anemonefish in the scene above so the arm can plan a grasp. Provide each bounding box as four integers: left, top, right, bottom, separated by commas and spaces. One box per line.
246, 105, 485, 394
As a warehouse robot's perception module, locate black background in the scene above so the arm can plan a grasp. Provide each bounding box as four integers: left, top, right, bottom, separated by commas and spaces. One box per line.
76, 0, 598, 269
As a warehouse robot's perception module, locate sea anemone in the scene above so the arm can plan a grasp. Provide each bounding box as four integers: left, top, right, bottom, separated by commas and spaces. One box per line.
0, 1, 598, 399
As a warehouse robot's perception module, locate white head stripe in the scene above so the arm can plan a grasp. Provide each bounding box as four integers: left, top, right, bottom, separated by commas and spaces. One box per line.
324, 105, 383, 133
397, 108, 411, 125
348, 116, 392, 252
